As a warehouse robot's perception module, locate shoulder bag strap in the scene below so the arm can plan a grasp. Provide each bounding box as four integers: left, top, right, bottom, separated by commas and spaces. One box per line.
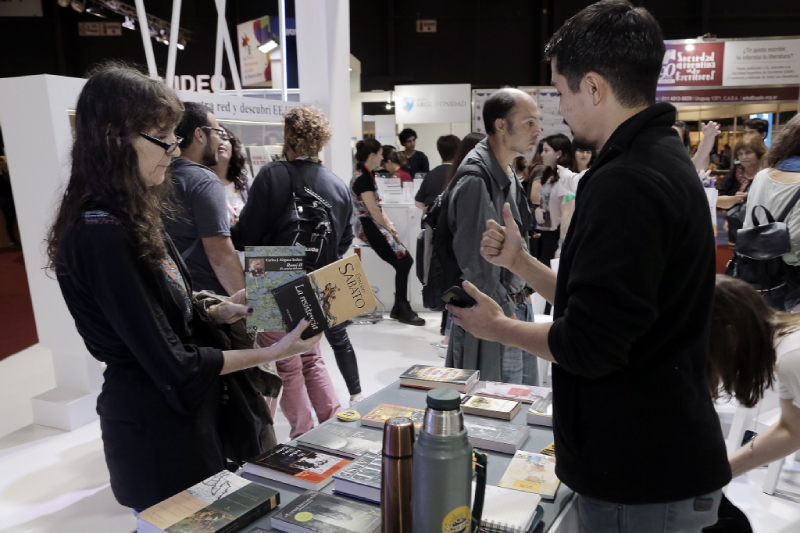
181, 238, 201, 261
449, 164, 494, 201
777, 185, 800, 223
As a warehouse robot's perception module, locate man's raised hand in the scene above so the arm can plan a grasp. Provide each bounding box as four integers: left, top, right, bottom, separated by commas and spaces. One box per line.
481, 202, 524, 272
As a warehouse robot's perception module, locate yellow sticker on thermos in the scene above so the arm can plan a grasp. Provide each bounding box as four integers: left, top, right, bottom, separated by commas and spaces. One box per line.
442, 505, 471, 533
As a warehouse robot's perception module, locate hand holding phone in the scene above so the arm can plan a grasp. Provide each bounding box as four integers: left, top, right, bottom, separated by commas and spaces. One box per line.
442, 285, 477, 308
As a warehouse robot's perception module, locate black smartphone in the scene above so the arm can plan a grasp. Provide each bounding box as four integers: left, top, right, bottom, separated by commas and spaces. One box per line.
442, 285, 477, 308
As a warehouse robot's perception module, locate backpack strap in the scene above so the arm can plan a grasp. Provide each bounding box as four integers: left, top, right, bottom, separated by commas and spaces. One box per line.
181, 238, 201, 260
777, 185, 800, 222
278, 161, 307, 196
448, 164, 494, 201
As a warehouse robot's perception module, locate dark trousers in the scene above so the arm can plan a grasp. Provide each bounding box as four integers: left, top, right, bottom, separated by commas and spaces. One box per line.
324, 324, 361, 395
360, 217, 413, 302
531, 228, 560, 314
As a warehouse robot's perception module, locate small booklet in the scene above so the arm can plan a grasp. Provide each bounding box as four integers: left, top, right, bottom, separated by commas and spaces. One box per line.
478, 484, 543, 533
474, 382, 553, 404
461, 395, 521, 420
243, 444, 350, 491
297, 423, 383, 459
245, 246, 306, 333
270, 490, 381, 533
360, 404, 425, 433
526, 392, 553, 427
463, 417, 530, 455
273, 254, 377, 339
498, 451, 560, 499
332, 452, 382, 504
136, 470, 279, 533
399, 364, 480, 393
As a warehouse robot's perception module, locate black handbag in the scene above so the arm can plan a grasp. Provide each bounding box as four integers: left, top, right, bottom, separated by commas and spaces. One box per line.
726, 186, 800, 294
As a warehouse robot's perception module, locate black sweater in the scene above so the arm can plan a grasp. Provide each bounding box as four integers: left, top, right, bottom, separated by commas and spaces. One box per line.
547, 103, 731, 504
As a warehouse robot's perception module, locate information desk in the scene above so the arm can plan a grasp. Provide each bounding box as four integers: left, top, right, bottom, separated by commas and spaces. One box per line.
241, 380, 575, 532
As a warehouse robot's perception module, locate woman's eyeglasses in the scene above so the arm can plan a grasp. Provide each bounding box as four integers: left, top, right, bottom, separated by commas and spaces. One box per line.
201, 126, 230, 141
140, 132, 183, 155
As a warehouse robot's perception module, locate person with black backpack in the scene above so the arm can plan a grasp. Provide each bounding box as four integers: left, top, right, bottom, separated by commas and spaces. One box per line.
232, 107, 364, 437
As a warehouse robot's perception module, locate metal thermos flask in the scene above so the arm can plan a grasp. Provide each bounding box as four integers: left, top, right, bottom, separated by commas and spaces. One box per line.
412, 389, 487, 533
382, 416, 415, 533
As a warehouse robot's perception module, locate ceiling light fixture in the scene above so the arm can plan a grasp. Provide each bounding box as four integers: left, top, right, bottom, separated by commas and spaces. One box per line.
258, 38, 279, 54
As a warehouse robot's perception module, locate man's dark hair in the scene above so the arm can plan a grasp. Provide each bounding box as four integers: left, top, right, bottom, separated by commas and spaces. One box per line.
176, 102, 212, 149
398, 128, 417, 145
544, 0, 665, 108
483, 91, 517, 135
436, 135, 460, 162
743, 118, 769, 135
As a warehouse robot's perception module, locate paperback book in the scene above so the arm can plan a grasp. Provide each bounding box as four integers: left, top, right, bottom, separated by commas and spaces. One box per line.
273, 254, 377, 339
243, 444, 350, 491
498, 451, 560, 499
360, 404, 425, 432
297, 423, 383, 459
245, 246, 306, 333
332, 452, 382, 504
474, 382, 552, 405
540, 442, 555, 457
526, 391, 553, 427
270, 490, 381, 533
463, 417, 530, 454
136, 470, 279, 533
461, 395, 521, 420
398, 364, 480, 393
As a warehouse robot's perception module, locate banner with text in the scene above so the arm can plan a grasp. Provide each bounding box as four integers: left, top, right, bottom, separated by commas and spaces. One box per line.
394, 84, 471, 124
176, 90, 307, 123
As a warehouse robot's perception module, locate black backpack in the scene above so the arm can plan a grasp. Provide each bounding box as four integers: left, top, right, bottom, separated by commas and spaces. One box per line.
266, 161, 338, 272
418, 164, 493, 311
726, 186, 800, 297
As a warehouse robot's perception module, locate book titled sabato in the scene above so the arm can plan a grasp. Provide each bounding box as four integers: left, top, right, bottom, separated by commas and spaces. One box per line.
463, 417, 530, 454
332, 452, 382, 504
243, 444, 350, 491
245, 246, 306, 333
273, 254, 377, 340
361, 404, 425, 433
399, 365, 479, 393
270, 490, 381, 533
526, 391, 553, 427
461, 395, 521, 420
136, 470, 279, 533
498, 451, 561, 499
297, 423, 383, 459
474, 382, 552, 404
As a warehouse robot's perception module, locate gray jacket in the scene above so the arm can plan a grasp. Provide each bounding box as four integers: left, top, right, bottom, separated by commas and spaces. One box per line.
445, 138, 531, 381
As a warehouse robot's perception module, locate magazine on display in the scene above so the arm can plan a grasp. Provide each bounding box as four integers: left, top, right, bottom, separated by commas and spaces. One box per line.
526, 391, 554, 427
136, 470, 279, 533
360, 404, 425, 433
460, 395, 522, 420
498, 451, 560, 499
243, 444, 350, 491
474, 382, 552, 405
273, 254, 377, 340
398, 365, 480, 393
270, 490, 381, 533
332, 452, 382, 504
244, 246, 306, 333
463, 417, 530, 454
296, 424, 383, 459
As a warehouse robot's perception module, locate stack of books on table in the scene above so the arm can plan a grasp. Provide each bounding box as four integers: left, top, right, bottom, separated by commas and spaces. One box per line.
270, 490, 381, 533
498, 450, 561, 499
243, 444, 350, 491
296, 423, 383, 459
461, 395, 522, 420
331, 452, 382, 504
360, 403, 425, 433
399, 364, 480, 393
463, 417, 530, 454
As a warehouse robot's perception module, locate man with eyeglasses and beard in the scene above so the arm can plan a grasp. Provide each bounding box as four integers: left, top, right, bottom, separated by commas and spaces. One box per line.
166, 101, 245, 296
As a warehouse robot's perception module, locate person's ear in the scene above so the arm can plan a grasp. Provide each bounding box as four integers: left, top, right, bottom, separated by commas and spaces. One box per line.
584, 73, 604, 107
194, 127, 205, 145
494, 118, 506, 135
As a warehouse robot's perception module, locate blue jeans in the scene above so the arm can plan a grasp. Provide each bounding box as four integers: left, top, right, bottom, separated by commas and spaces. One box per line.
502, 300, 539, 386
577, 490, 722, 533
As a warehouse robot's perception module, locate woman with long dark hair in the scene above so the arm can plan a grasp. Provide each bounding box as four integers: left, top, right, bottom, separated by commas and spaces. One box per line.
442, 132, 486, 191
210, 125, 249, 226
532, 133, 576, 265
48, 64, 320, 512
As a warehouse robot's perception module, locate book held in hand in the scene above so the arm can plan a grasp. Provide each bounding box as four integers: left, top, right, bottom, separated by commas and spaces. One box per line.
136, 470, 279, 533
243, 444, 350, 491
498, 451, 560, 499
332, 452, 382, 504
297, 423, 383, 459
461, 395, 521, 420
245, 246, 306, 333
360, 404, 425, 433
270, 490, 381, 533
398, 364, 479, 393
463, 417, 530, 454
526, 391, 553, 427
273, 254, 377, 339
474, 382, 552, 405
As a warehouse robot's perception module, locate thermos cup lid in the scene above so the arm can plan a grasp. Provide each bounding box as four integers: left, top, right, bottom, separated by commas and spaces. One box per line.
383, 417, 416, 458
426, 388, 462, 411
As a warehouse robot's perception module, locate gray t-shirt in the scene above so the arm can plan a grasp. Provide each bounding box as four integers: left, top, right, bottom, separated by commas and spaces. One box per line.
165, 157, 231, 295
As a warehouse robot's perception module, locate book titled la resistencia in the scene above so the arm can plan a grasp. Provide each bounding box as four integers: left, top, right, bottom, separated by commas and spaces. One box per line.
272, 254, 378, 340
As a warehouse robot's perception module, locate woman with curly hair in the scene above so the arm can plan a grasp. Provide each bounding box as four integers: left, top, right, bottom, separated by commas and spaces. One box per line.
233, 106, 365, 436
210, 125, 250, 226
48, 64, 320, 512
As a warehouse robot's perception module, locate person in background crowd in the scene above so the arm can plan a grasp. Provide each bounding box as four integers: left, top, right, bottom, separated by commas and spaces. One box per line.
674, 119, 692, 153
398, 128, 430, 177
415, 134, 460, 209
167, 102, 244, 296
446, 88, 538, 386
720, 144, 732, 169
232, 107, 363, 436
742, 114, 800, 311
378, 144, 395, 174
533, 133, 576, 265
450, 2, 731, 530
0, 155, 19, 247
573, 140, 596, 172
718, 134, 767, 244
210, 125, 249, 227
47, 63, 320, 513
383, 149, 413, 184
351, 138, 425, 326
674, 120, 721, 171
743, 117, 769, 141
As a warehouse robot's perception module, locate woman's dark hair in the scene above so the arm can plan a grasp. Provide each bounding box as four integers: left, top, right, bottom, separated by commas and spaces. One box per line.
382, 145, 396, 163
514, 156, 528, 174
384, 149, 408, 170
398, 128, 417, 145
355, 138, 382, 163
437, 135, 460, 162
765, 114, 800, 168
544, 0, 665, 108
176, 102, 211, 149
483, 90, 517, 135
673, 120, 691, 150
221, 125, 249, 194
47, 62, 184, 272
541, 134, 577, 184
443, 132, 486, 190
708, 275, 783, 408
572, 139, 597, 168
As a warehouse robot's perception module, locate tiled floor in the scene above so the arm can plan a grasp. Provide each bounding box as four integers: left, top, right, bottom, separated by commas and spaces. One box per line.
1, 313, 799, 532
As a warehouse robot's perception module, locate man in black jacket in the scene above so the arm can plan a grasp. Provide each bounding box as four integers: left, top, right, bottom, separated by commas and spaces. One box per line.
447, 1, 731, 531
